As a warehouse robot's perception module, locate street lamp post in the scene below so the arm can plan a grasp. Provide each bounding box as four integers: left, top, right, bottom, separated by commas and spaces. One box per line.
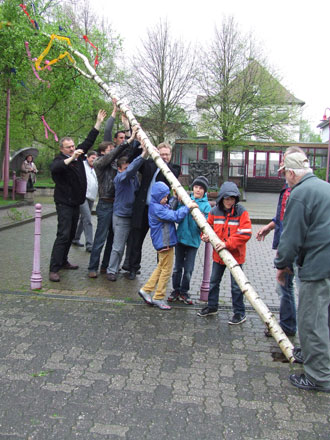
322, 108, 330, 183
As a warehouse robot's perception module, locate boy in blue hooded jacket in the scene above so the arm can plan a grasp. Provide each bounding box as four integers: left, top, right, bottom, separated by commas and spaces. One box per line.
138, 181, 198, 310
169, 176, 211, 304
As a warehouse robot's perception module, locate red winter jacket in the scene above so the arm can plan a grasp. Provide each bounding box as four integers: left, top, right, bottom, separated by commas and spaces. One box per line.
207, 203, 252, 264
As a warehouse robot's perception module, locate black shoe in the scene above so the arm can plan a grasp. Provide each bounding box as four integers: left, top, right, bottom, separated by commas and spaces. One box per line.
293, 347, 304, 364
106, 273, 117, 281
289, 374, 330, 393
128, 271, 136, 280
197, 306, 218, 317
168, 290, 180, 302
264, 327, 296, 337
72, 241, 84, 247
228, 313, 246, 325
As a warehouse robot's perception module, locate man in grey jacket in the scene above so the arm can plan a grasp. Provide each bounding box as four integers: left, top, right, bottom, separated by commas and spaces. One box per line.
274, 151, 330, 393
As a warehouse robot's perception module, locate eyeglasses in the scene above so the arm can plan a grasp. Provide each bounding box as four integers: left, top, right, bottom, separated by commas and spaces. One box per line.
62, 144, 75, 149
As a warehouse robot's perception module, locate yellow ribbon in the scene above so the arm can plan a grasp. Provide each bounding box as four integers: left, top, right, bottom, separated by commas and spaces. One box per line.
35, 34, 75, 71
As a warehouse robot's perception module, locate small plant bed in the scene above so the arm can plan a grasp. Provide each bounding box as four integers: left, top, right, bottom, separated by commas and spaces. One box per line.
0, 196, 21, 207
6, 207, 32, 222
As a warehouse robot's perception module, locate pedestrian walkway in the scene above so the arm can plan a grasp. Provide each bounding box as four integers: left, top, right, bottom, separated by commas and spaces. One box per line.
0, 192, 282, 308
0, 192, 329, 440
0, 293, 329, 439
0, 200, 279, 308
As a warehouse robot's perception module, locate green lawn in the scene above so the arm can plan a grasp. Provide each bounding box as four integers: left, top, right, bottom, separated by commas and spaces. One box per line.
0, 177, 54, 188
0, 196, 21, 206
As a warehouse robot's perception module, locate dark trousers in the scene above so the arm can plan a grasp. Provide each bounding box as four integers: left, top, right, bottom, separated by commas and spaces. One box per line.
49, 203, 80, 273
129, 205, 150, 272
208, 262, 245, 315
101, 226, 114, 271
172, 243, 198, 294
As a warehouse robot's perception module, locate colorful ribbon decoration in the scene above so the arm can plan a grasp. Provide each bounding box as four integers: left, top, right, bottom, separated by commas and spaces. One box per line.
41, 116, 58, 142
83, 35, 99, 68
19, 4, 38, 29
35, 34, 75, 71
25, 41, 51, 87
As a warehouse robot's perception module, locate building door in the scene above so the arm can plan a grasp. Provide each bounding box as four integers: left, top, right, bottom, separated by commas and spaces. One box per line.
251, 151, 282, 178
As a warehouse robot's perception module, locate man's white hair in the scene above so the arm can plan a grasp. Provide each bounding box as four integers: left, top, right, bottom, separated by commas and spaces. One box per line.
286, 167, 313, 176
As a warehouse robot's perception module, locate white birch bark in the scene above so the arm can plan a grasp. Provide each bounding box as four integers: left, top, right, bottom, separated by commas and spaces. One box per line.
66, 47, 295, 363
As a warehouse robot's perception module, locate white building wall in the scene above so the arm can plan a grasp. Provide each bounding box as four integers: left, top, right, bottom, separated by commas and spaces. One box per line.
320, 124, 329, 143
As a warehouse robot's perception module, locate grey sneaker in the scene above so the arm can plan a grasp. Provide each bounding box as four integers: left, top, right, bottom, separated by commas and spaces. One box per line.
289, 374, 330, 393
152, 299, 172, 310
138, 289, 153, 306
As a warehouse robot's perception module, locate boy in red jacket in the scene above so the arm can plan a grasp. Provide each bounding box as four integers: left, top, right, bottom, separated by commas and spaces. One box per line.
197, 181, 252, 324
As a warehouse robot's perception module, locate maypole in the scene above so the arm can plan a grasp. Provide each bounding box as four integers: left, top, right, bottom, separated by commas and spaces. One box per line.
37, 39, 295, 362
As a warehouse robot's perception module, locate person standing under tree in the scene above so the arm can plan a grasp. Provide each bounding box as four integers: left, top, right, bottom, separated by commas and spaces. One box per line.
20, 154, 38, 192
49, 109, 106, 282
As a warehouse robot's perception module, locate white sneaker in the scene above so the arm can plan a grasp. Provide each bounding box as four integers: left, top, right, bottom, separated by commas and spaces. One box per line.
138, 289, 153, 305
152, 299, 172, 310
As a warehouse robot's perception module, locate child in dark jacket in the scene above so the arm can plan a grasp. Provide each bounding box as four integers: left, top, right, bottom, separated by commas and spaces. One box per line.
169, 176, 211, 304
197, 181, 252, 324
138, 181, 198, 310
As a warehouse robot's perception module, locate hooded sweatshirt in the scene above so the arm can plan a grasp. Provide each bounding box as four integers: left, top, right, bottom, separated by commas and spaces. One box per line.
208, 181, 252, 264
177, 192, 211, 248
148, 182, 189, 251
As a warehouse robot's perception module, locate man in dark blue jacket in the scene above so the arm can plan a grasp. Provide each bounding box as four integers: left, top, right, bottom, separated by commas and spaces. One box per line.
49, 110, 106, 282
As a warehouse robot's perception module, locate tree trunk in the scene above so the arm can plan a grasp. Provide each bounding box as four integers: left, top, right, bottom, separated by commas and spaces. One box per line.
222, 145, 230, 182
67, 46, 295, 363
3, 87, 11, 199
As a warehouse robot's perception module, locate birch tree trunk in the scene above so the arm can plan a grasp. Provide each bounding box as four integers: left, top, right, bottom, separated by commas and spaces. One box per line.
67, 46, 295, 363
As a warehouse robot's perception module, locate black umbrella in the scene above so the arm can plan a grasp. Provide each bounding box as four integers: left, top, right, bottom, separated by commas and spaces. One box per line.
10, 147, 39, 171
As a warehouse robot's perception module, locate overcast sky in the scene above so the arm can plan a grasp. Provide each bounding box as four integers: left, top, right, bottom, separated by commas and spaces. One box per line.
93, 0, 330, 132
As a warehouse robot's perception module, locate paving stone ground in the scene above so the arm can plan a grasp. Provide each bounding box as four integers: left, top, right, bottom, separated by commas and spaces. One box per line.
0, 193, 329, 439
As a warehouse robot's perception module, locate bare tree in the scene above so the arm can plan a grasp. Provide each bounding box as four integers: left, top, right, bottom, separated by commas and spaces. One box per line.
128, 20, 196, 144
197, 16, 303, 181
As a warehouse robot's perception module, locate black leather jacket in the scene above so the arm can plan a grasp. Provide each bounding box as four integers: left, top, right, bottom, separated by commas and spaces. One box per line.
93, 141, 138, 200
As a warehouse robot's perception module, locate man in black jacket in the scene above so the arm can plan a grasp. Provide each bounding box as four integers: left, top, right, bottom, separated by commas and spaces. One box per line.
49, 110, 106, 282
126, 142, 181, 279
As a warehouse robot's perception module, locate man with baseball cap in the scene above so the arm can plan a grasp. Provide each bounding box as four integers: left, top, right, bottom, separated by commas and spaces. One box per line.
274, 151, 330, 392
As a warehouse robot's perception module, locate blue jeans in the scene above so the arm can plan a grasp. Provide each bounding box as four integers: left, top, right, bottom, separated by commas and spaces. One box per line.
276, 271, 297, 334
172, 243, 198, 294
88, 200, 113, 272
107, 215, 131, 275
208, 262, 245, 315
